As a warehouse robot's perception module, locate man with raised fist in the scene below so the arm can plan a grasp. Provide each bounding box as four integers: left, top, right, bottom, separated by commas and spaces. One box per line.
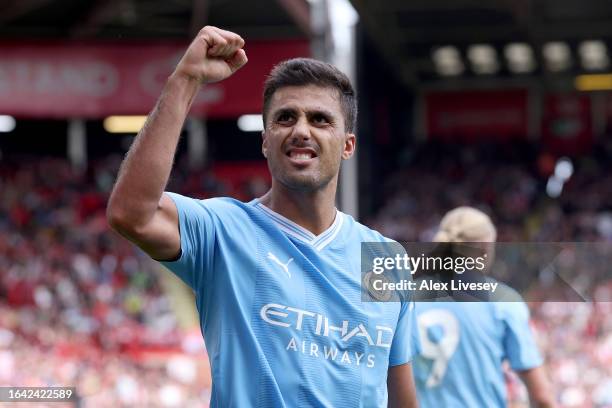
107, 26, 417, 407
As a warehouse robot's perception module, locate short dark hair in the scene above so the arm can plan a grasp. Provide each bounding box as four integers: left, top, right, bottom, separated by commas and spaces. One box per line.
262, 58, 357, 133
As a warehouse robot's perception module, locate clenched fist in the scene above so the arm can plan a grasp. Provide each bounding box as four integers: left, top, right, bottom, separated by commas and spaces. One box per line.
174, 26, 248, 84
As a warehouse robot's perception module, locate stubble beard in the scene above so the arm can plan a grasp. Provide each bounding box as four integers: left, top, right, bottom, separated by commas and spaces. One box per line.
270, 161, 336, 193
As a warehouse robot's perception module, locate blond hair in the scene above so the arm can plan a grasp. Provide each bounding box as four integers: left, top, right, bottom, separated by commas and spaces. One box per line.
434, 206, 497, 243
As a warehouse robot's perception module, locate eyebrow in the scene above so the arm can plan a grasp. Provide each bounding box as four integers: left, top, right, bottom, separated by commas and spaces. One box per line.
272, 107, 335, 119
273, 108, 297, 118
307, 109, 334, 119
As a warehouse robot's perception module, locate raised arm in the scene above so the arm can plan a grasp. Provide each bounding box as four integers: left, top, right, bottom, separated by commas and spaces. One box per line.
107, 26, 247, 260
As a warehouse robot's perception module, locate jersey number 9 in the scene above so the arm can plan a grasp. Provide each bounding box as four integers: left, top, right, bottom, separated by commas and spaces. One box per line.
417, 309, 460, 387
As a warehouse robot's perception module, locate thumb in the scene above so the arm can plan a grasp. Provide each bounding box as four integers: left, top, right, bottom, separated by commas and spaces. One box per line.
227, 49, 248, 72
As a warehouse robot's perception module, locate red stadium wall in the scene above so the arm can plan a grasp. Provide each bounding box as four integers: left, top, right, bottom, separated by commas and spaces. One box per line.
425, 89, 529, 141
541, 93, 593, 155
0, 40, 310, 119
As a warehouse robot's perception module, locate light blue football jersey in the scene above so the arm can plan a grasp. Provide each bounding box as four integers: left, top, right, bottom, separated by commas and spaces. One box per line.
160, 193, 415, 407
413, 301, 542, 408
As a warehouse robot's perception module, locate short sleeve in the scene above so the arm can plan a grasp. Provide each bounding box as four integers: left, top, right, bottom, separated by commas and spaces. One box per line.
389, 301, 417, 366
159, 192, 216, 291
500, 302, 543, 371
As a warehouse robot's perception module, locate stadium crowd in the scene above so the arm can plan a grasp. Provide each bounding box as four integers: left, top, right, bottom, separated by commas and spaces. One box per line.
0, 156, 213, 407
367, 141, 612, 243
0, 140, 611, 406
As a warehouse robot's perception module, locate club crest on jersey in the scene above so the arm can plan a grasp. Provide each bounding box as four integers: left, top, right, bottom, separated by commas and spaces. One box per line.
362, 271, 393, 301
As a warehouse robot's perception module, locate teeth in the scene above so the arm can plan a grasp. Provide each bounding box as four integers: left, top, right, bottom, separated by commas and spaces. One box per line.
292, 152, 312, 160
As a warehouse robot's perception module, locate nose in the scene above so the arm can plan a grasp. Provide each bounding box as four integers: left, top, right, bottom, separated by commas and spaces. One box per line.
290, 116, 310, 142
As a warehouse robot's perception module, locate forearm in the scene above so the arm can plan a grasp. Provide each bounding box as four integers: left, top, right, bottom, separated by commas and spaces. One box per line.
387, 363, 419, 408
108, 74, 199, 228
518, 367, 557, 408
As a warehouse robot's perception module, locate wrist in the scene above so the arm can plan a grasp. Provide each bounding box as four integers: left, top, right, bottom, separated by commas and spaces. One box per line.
167, 71, 202, 91
165, 73, 202, 111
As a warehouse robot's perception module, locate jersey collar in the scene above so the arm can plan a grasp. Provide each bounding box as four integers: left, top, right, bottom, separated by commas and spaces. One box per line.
253, 199, 344, 251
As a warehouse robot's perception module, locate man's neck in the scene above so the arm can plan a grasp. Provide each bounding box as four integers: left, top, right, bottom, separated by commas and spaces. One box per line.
259, 180, 338, 236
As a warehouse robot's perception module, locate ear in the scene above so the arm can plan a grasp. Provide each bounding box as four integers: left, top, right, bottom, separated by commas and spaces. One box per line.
341, 133, 356, 160
261, 130, 268, 158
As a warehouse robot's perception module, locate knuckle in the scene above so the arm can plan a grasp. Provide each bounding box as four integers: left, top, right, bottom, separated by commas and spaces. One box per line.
199, 25, 216, 35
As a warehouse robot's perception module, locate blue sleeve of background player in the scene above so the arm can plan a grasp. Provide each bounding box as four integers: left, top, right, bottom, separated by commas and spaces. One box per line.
159, 192, 217, 291
499, 302, 543, 371
389, 301, 417, 366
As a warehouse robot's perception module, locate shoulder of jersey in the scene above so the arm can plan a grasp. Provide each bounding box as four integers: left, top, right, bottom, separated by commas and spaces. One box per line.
185, 197, 259, 229
349, 215, 395, 244
197, 196, 251, 213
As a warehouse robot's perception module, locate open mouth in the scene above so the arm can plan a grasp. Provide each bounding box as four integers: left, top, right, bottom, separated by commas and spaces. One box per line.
286, 148, 317, 161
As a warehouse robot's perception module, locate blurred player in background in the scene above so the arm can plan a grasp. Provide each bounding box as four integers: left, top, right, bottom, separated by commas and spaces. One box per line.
107, 26, 417, 407
413, 206, 556, 408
